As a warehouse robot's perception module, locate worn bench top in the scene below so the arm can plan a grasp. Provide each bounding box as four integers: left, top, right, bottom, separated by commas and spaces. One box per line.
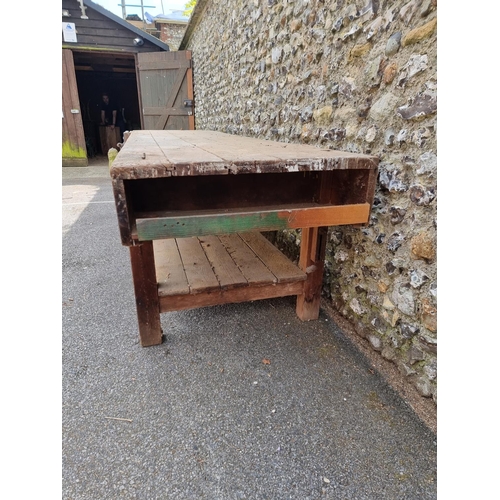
110, 130, 379, 180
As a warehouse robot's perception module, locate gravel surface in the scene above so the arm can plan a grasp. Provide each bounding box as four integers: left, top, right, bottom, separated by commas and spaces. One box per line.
62, 164, 436, 499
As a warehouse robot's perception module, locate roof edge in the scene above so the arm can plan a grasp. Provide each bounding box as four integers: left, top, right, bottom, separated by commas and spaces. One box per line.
83, 0, 170, 51
154, 18, 189, 25
178, 0, 210, 50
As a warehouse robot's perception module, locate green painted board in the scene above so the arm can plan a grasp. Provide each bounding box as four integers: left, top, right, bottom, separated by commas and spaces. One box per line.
135, 203, 370, 241
137, 211, 286, 240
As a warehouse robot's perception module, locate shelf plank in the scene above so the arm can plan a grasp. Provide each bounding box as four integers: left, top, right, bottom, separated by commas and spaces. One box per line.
176, 237, 220, 294
239, 232, 306, 284
156, 233, 308, 307
198, 235, 248, 290
153, 239, 190, 295
218, 234, 278, 286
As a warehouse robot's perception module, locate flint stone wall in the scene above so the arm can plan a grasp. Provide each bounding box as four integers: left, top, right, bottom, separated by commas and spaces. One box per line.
158, 22, 188, 51
184, 0, 437, 403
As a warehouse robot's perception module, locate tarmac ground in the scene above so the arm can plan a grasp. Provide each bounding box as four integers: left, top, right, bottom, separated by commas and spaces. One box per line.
62, 159, 437, 499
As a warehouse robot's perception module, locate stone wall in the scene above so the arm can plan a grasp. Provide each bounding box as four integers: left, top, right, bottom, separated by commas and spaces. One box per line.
157, 21, 188, 50
183, 0, 437, 403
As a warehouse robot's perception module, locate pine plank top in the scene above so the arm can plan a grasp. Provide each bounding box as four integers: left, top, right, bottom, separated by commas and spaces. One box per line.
110, 130, 379, 180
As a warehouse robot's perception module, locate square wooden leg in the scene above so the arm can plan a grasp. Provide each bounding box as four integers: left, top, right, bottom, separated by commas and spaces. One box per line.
296, 226, 328, 321
129, 241, 162, 346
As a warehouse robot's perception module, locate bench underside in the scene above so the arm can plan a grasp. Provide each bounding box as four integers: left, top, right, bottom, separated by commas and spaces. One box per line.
154, 232, 307, 313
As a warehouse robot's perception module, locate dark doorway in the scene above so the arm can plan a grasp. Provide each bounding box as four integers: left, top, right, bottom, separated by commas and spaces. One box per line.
73, 51, 141, 157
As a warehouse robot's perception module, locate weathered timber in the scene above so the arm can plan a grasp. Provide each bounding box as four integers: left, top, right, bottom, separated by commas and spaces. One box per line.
198, 235, 249, 290
129, 242, 162, 346
296, 226, 328, 321
100, 125, 121, 154
109, 130, 379, 346
135, 203, 371, 240
110, 130, 379, 179
137, 51, 194, 131
159, 280, 305, 313
217, 234, 278, 286
239, 232, 306, 284
153, 239, 190, 296
176, 237, 220, 293
155, 232, 306, 299
62, 49, 87, 167
61, 0, 168, 53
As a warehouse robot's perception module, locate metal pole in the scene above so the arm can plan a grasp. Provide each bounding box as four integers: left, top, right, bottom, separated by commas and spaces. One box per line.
121, 0, 126, 19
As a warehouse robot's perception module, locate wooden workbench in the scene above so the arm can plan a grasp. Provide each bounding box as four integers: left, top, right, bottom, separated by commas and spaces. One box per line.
110, 130, 378, 346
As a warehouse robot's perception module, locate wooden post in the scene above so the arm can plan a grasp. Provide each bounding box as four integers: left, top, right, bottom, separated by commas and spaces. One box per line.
129, 241, 162, 346
296, 226, 328, 321
296, 170, 335, 320
99, 125, 121, 154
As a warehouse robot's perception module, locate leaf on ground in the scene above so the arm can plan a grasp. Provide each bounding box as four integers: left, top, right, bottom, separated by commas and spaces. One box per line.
262, 358, 271, 365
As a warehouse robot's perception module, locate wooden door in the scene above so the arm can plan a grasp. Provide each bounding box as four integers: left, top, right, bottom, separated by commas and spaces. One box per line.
62, 49, 87, 166
137, 51, 195, 130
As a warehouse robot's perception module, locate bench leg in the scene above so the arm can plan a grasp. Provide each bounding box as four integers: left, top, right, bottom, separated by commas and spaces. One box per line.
129, 241, 163, 346
296, 226, 328, 321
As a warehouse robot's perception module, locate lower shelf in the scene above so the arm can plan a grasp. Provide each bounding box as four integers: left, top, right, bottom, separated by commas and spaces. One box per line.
154, 232, 307, 313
